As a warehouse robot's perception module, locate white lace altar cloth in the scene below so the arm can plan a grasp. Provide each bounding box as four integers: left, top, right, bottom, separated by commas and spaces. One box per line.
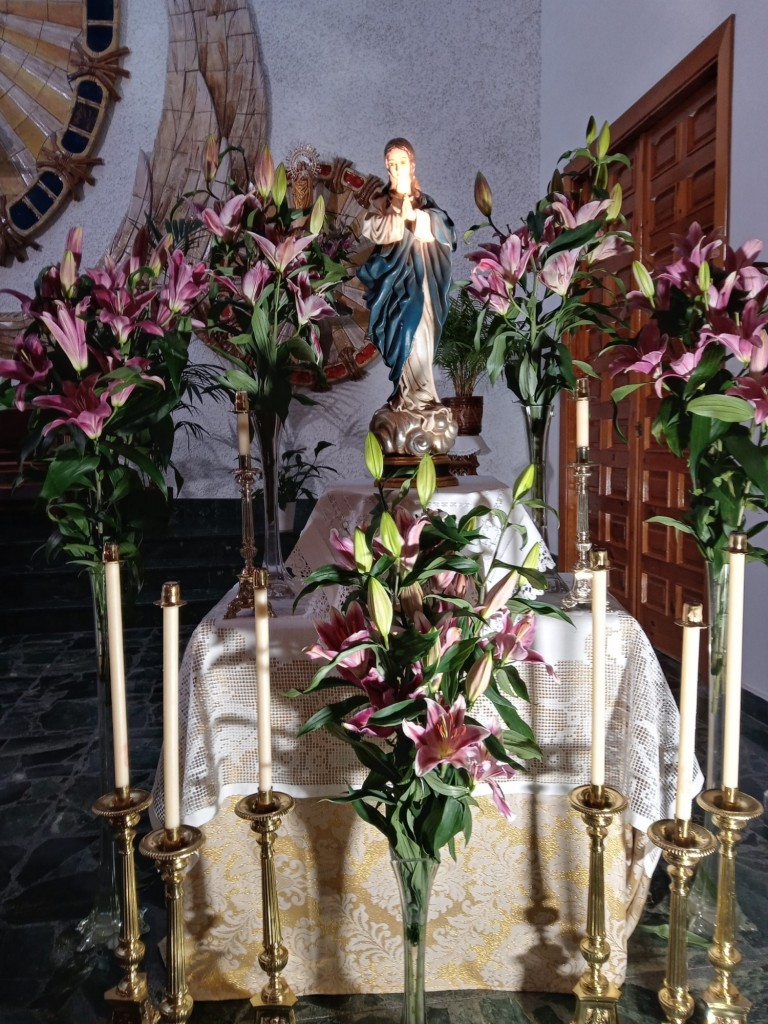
149, 480, 701, 999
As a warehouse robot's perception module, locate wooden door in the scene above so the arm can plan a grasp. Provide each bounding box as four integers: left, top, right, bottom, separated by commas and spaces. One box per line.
560, 18, 733, 656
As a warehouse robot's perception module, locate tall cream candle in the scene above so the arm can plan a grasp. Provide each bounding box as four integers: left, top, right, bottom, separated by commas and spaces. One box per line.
103, 544, 130, 790
722, 533, 747, 792
254, 569, 272, 794
158, 581, 185, 831
576, 379, 590, 450
235, 390, 250, 459
590, 550, 609, 789
675, 603, 704, 821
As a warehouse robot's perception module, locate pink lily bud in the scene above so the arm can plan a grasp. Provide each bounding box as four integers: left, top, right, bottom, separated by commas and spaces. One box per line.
466, 651, 493, 704
255, 145, 275, 198
399, 582, 424, 621
203, 133, 219, 185
60, 250, 77, 298
480, 569, 520, 620
65, 225, 83, 259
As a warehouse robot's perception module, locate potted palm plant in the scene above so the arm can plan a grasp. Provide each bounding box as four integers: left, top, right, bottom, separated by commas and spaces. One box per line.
433, 292, 492, 435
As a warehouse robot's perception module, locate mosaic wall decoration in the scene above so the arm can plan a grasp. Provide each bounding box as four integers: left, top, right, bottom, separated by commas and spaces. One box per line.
0, 0, 129, 265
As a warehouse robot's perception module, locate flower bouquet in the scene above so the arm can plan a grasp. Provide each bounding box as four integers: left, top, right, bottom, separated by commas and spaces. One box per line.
604, 221, 768, 789
0, 226, 207, 580
293, 434, 562, 1022
189, 140, 347, 593
0, 224, 207, 944
463, 119, 633, 550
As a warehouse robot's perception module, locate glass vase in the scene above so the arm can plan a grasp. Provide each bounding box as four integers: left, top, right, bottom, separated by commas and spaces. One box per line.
688, 558, 753, 937
390, 853, 438, 1024
253, 410, 294, 599
521, 402, 564, 591
705, 558, 728, 791
75, 566, 121, 949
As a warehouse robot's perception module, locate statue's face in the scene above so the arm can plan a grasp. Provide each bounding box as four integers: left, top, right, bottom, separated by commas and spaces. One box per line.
385, 147, 413, 195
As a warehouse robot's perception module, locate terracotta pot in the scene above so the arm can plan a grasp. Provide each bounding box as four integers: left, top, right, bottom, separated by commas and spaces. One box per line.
443, 395, 484, 435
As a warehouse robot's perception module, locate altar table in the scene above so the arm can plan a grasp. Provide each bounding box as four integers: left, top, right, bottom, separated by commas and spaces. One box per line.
151, 481, 699, 999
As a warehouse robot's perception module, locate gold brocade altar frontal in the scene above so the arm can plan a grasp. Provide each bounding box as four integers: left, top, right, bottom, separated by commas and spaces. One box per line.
184, 793, 648, 999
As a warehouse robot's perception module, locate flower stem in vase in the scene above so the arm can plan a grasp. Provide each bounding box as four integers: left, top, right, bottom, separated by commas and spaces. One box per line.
390, 854, 438, 1024
521, 402, 565, 592
253, 410, 295, 599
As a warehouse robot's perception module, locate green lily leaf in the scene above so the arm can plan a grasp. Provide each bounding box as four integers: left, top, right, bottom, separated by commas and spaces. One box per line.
40, 455, 100, 500
688, 395, 754, 422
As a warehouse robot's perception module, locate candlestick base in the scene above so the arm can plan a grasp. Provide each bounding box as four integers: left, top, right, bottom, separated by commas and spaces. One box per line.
568, 785, 627, 1024
695, 789, 762, 1024
93, 788, 157, 1024
562, 566, 593, 610
236, 790, 297, 1022
648, 819, 718, 1024
140, 825, 204, 1024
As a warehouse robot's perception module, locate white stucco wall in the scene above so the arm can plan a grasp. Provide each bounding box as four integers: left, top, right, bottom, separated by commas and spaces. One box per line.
540, 0, 768, 699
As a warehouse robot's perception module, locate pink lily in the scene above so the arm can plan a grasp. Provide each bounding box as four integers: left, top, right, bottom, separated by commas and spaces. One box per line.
390, 506, 429, 570
550, 196, 610, 230
38, 299, 90, 372
202, 194, 247, 242
724, 237, 766, 298
653, 344, 710, 396
329, 528, 357, 570
489, 609, 556, 676
608, 321, 668, 377
702, 302, 768, 366
468, 232, 535, 288
108, 357, 165, 408
306, 602, 377, 684
728, 375, 768, 424
402, 696, 489, 777
161, 250, 208, 314
0, 333, 52, 410
469, 756, 516, 820
540, 248, 579, 296
587, 231, 633, 266
251, 232, 314, 273
33, 373, 112, 440
288, 271, 335, 325
468, 266, 511, 315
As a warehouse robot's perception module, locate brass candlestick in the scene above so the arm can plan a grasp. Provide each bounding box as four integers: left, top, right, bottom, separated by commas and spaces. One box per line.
569, 784, 628, 1024
92, 787, 157, 1024
235, 790, 297, 1021
140, 826, 204, 1024
696, 787, 763, 1023
648, 818, 718, 1024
